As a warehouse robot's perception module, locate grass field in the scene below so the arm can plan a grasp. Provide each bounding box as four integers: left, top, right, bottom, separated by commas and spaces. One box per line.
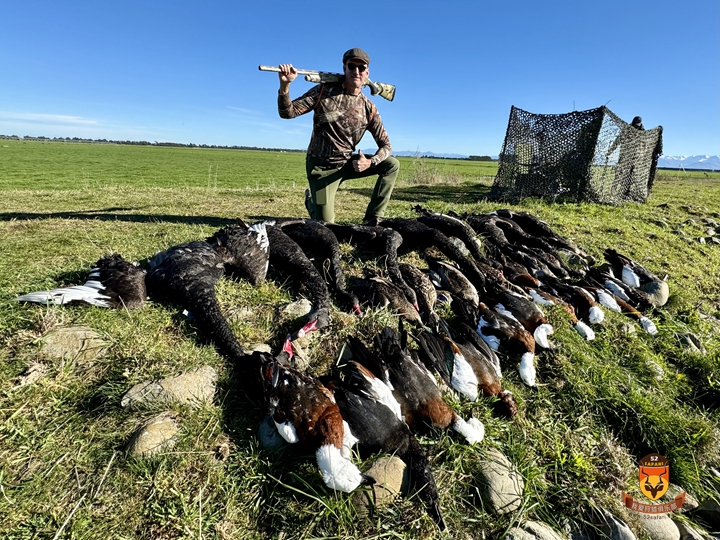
1, 141, 719, 539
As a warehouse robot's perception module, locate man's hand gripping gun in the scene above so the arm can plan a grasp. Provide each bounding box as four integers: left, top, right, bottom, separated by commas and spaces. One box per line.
258, 65, 396, 102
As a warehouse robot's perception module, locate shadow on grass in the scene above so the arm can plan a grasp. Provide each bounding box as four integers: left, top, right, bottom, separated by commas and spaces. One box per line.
349, 183, 495, 205
0, 209, 236, 227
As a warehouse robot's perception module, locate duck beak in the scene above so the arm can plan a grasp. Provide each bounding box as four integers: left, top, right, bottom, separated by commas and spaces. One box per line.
353, 305, 364, 318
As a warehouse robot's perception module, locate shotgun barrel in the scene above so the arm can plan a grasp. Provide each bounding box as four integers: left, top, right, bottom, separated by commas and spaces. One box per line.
258, 65, 395, 102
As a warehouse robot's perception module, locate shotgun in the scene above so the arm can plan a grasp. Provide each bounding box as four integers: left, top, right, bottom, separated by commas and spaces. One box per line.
258, 65, 395, 102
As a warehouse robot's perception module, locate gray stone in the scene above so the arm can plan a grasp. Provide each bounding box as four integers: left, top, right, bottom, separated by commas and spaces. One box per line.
674, 521, 707, 540
667, 484, 698, 512
698, 237, 706, 244
705, 228, 716, 237
596, 508, 637, 540
701, 218, 718, 226
14, 362, 49, 387
281, 299, 313, 320
476, 447, 524, 515
352, 456, 410, 517
710, 237, 720, 245
247, 343, 272, 354
654, 220, 670, 229
121, 366, 217, 409
639, 514, 680, 540
641, 281, 670, 308
674, 229, 687, 237
646, 360, 665, 382
620, 323, 637, 335
39, 325, 107, 364
505, 521, 567, 540
125, 412, 179, 457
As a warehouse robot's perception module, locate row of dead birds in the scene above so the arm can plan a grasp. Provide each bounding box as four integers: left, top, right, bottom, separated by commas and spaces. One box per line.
13, 207, 668, 531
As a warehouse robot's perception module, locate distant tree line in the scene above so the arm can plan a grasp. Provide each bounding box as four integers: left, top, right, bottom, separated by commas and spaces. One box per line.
0, 135, 498, 161
0, 134, 306, 153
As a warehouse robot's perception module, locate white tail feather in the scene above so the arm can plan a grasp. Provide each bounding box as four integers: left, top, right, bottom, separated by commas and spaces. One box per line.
574, 320, 595, 340
533, 324, 554, 349
453, 416, 485, 444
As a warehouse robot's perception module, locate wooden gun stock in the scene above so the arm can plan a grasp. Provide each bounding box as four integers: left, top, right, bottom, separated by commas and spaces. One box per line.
258, 65, 395, 102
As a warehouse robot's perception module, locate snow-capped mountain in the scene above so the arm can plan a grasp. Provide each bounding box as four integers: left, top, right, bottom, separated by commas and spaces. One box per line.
657, 155, 720, 171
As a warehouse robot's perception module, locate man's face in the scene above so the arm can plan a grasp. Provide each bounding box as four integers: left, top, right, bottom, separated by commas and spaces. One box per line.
343, 59, 369, 85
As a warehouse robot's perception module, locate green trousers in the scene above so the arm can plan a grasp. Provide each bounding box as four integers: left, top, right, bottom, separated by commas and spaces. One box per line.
305, 155, 400, 223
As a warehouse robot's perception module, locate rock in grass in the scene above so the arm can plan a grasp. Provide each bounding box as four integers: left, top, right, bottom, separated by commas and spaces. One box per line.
476, 447, 524, 515
639, 514, 680, 540
280, 298, 313, 320
640, 281, 670, 308
121, 366, 218, 409
352, 456, 409, 518
39, 325, 107, 365
505, 521, 567, 540
125, 412, 179, 457
13, 362, 49, 387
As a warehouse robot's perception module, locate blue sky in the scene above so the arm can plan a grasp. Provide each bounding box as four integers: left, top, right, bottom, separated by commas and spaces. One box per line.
1, 1, 717, 157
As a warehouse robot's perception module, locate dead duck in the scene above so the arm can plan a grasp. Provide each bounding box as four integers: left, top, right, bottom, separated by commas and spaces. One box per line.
398, 262, 440, 330
481, 284, 554, 349
259, 357, 374, 493
369, 217, 487, 292
206, 220, 270, 285
14, 253, 147, 310
476, 302, 537, 387
323, 366, 446, 530
525, 287, 595, 341
352, 275, 422, 325
426, 258, 479, 318
541, 277, 605, 325
368, 325, 485, 444
411, 205, 489, 264
415, 323, 516, 419
266, 223, 331, 338
495, 209, 585, 256
603, 248, 662, 288
146, 241, 246, 359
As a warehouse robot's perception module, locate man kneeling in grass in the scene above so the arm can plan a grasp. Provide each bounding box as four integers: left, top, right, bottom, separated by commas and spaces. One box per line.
276, 48, 399, 223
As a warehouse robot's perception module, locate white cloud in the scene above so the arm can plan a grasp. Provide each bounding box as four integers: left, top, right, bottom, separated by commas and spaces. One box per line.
0, 111, 99, 126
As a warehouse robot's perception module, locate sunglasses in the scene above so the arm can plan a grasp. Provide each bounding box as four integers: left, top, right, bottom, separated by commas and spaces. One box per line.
346, 62, 367, 72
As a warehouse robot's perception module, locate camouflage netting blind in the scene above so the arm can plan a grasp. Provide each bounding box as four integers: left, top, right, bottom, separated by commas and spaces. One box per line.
490, 106, 663, 205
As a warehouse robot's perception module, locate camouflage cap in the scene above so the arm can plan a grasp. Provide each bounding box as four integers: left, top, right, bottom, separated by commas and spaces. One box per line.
342, 48, 370, 65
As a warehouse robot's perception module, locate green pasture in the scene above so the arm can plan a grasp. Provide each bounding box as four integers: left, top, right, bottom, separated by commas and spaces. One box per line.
0, 140, 719, 539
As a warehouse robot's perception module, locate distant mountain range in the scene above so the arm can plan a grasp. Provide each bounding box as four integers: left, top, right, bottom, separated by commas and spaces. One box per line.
363, 149, 493, 160
656, 155, 720, 171
367, 149, 719, 171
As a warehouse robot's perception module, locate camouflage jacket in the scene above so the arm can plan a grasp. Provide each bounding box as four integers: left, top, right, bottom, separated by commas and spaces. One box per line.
278, 81, 392, 167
